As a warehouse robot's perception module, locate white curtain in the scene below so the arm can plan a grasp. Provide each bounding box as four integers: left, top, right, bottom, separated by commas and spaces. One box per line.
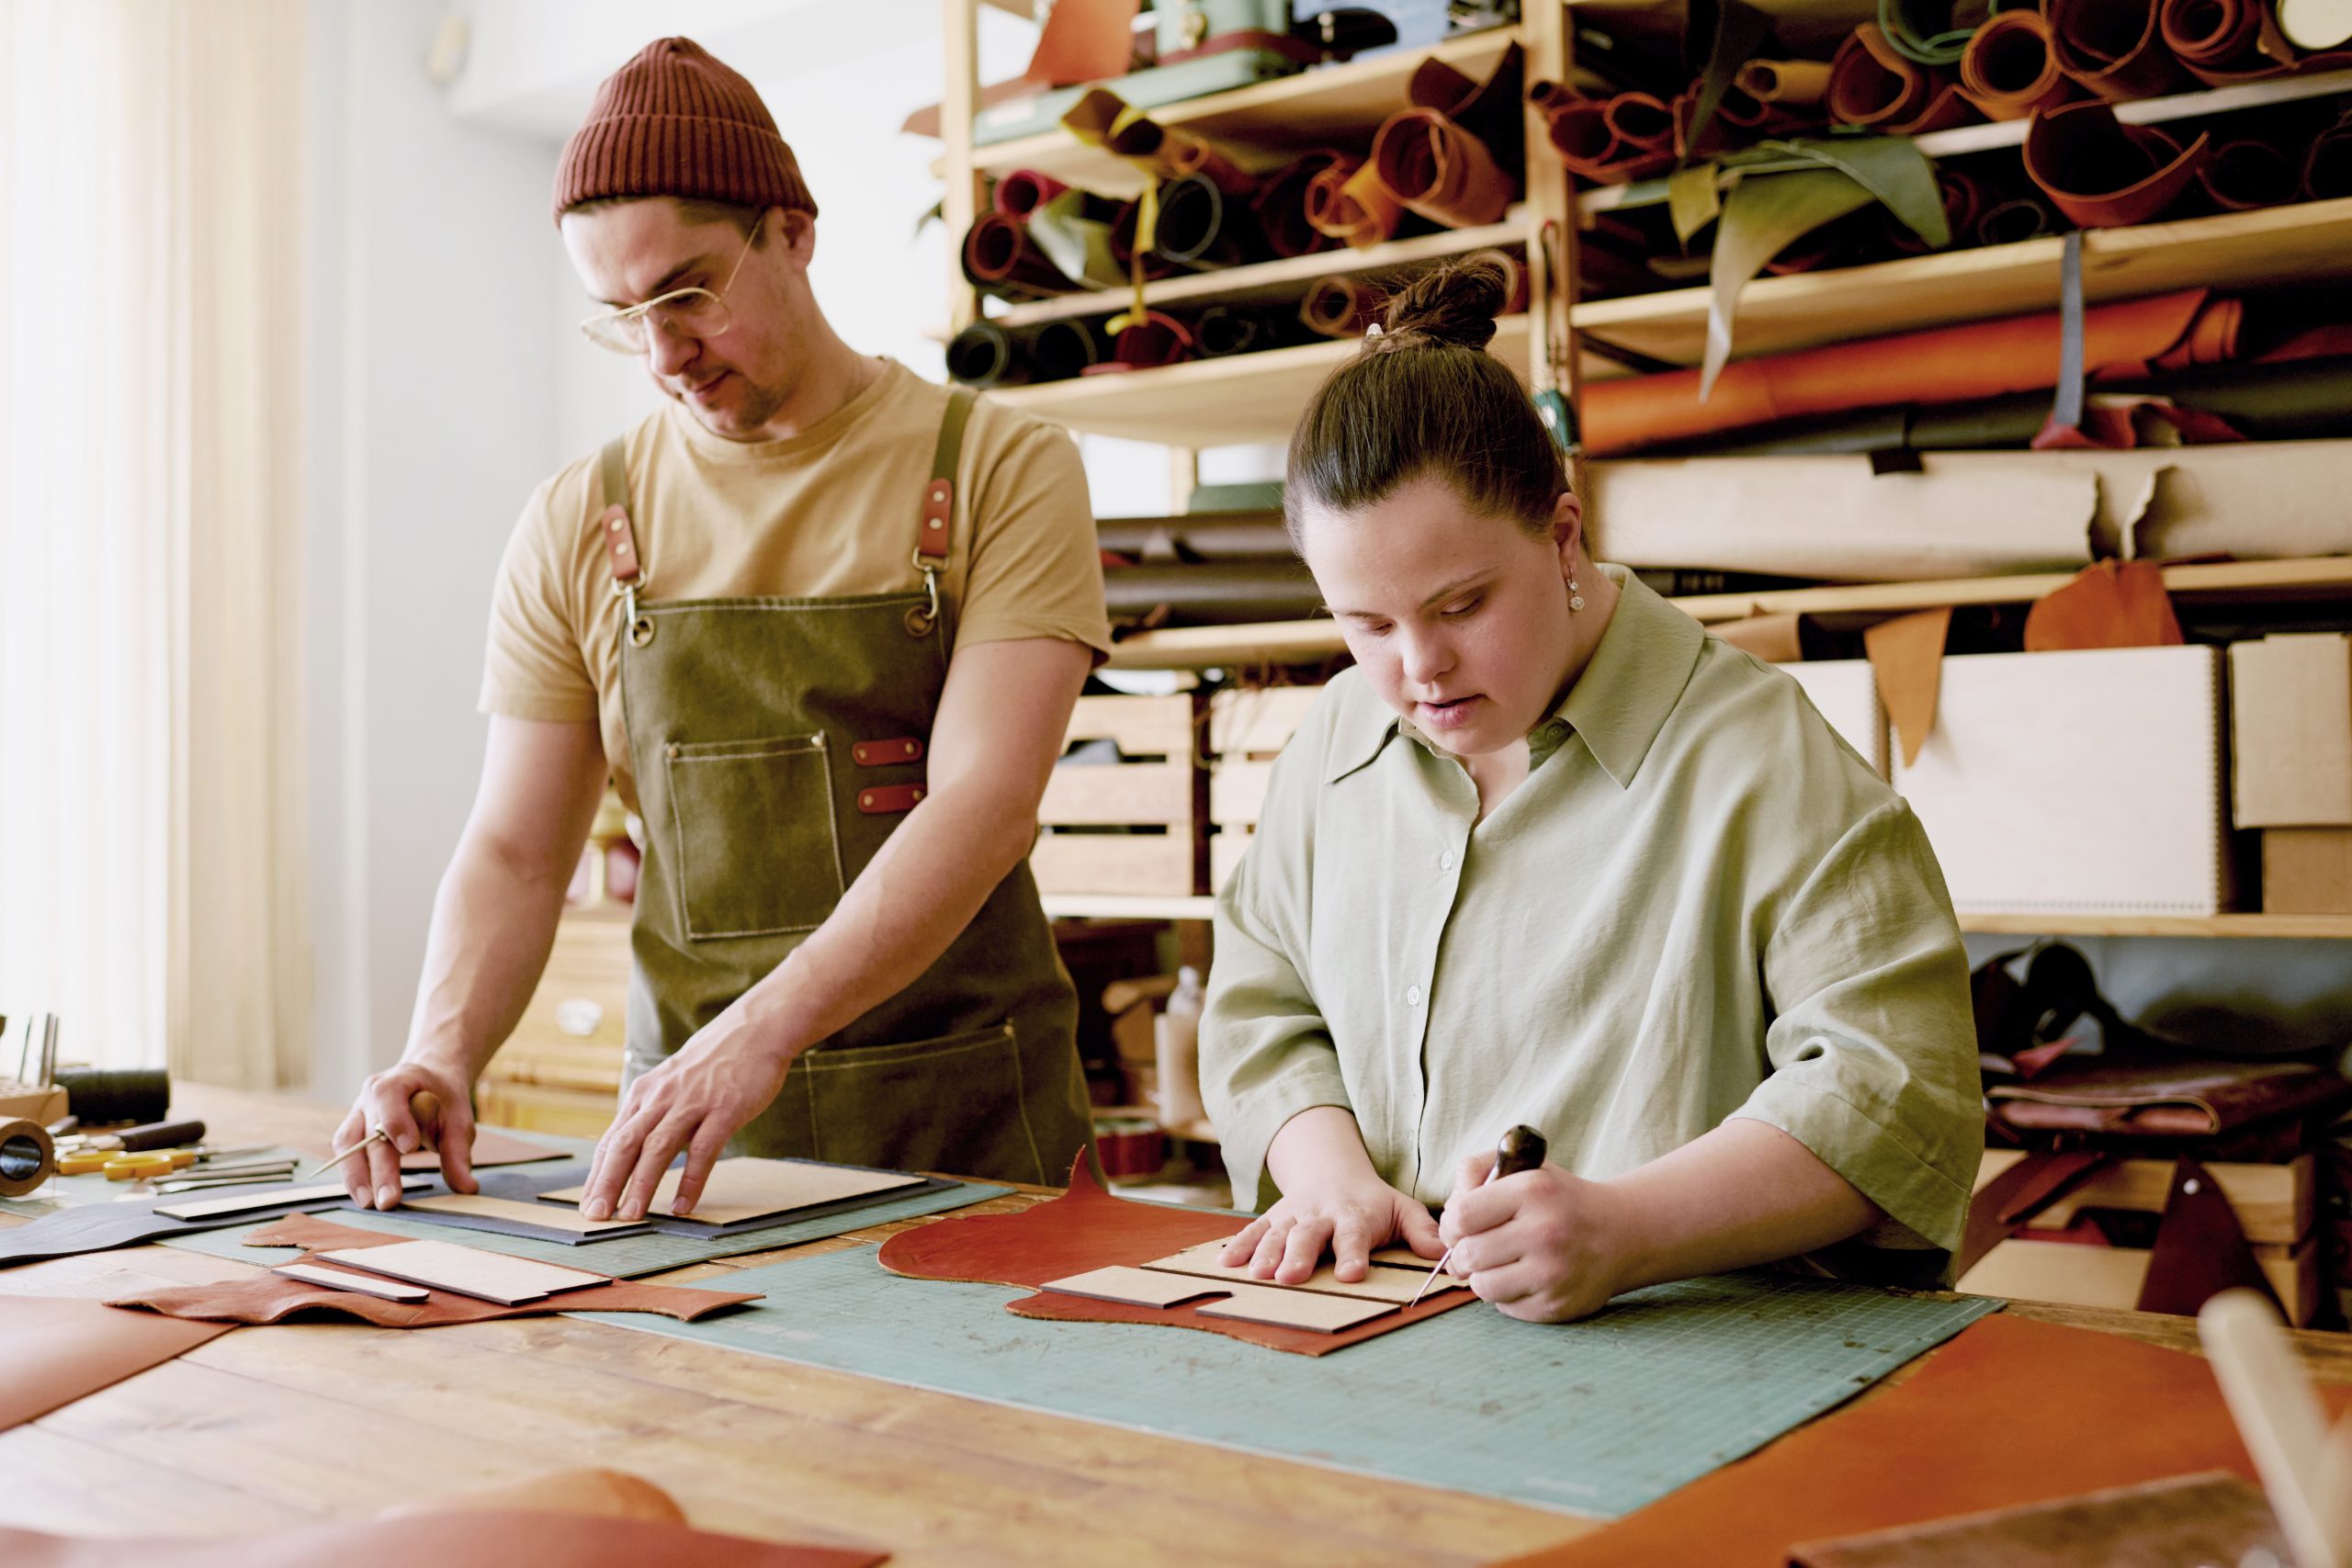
0, 0, 309, 1088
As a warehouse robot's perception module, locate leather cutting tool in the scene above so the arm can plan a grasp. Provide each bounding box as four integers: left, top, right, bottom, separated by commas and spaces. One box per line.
1408, 1124, 1549, 1307
300, 1089, 443, 1182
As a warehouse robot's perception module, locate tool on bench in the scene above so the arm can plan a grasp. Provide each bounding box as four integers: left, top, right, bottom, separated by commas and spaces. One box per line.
54, 1119, 206, 1156
1408, 1123, 1549, 1308
300, 1089, 443, 1183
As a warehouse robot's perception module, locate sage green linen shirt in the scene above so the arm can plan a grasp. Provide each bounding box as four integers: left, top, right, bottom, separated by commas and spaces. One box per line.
1201, 567, 1982, 1263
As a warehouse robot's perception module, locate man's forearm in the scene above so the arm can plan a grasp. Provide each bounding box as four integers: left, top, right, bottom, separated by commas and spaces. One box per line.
401, 835, 577, 1083
1602, 1117, 1883, 1292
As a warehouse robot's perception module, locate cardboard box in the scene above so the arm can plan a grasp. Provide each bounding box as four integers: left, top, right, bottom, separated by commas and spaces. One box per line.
2264, 826, 2352, 915
2230, 633, 2352, 828
1890, 645, 2233, 916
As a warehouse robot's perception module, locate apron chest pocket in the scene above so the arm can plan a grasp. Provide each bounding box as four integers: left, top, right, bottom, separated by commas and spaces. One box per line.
663, 734, 845, 940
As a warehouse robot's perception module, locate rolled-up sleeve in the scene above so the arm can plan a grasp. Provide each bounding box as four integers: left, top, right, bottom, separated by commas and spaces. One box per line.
1201, 742, 1352, 1212
1732, 798, 1983, 1255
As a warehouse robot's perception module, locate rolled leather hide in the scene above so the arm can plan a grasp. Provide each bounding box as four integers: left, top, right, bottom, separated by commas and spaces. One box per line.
1526, 81, 1676, 185
1155, 173, 1271, 268
1960, 10, 2084, 120
1371, 39, 1525, 226
2023, 99, 2209, 229
2046, 0, 2194, 99
1298, 275, 1384, 337
1193, 304, 1311, 358
1974, 193, 2063, 244
1250, 151, 1349, 258
961, 211, 1079, 299
2305, 107, 2352, 198
945, 318, 1109, 388
1103, 560, 1323, 626
2161, 0, 2301, 85
1080, 310, 1196, 374
2199, 138, 2301, 209
1828, 24, 1979, 135
1304, 157, 1406, 247
993, 169, 1070, 220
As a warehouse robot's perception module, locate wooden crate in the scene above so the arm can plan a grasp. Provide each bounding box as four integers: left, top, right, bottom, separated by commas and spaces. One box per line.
480, 908, 630, 1136
1207, 685, 1323, 892
1960, 1148, 2319, 1324
1032, 694, 1201, 897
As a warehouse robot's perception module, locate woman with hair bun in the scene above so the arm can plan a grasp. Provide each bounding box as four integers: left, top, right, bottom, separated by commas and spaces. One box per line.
1200, 257, 1980, 1324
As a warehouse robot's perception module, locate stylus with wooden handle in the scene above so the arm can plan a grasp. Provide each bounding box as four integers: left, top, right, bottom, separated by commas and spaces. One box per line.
303, 1090, 444, 1181
1408, 1123, 1549, 1308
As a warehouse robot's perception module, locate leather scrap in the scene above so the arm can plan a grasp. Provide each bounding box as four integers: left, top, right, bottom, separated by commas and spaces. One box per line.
2135, 1155, 2283, 1316
0, 1293, 233, 1432
1864, 606, 1951, 769
1786, 1472, 2286, 1568
876, 1155, 1471, 1356
2022, 99, 2209, 230
2021, 559, 2185, 651
0, 1510, 885, 1568
99, 1212, 762, 1327
1488, 1314, 2352, 1568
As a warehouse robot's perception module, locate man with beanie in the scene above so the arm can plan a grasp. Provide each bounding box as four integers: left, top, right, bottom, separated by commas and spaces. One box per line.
332, 38, 1107, 1219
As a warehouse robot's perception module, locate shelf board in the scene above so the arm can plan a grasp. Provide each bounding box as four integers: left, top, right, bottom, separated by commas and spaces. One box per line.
992, 312, 1532, 446
1581, 69, 2352, 217
1101, 557, 2352, 667
1040, 893, 1216, 920
990, 213, 1532, 329
1573, 195, 2352, 367
956, 29, 1530, 195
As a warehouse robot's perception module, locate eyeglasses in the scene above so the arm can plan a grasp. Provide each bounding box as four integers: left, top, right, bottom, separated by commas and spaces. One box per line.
578, 212, 764, 355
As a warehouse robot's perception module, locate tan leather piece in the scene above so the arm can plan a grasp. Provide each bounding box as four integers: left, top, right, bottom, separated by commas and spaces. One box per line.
1735, 59, 1833, 105
2021, 560, 2185, 652
1583, 290, 2237, 457
287, 1124, 561, 1174
1865, 607, 1951, 770
0, 1294, 233, 1433
0, 1510, 886, 1567
100, 1212, 761, 1326
1828, 24, 1978, 135
877, 1155, 1473, 1357
1714, 613, 1804, 663
2048, 0, 2195, 99
1959, 11, 2083, 121
2023, 99, 2210, 230
1304, 157, 1402, 247
1490, 1314, 2352, 1568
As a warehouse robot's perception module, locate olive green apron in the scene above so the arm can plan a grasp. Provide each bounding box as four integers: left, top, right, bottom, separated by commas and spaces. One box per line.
595, 389, 1092, 1186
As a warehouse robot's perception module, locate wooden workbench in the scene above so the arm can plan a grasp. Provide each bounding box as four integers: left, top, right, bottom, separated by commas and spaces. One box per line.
3, 1085, 2347, 1566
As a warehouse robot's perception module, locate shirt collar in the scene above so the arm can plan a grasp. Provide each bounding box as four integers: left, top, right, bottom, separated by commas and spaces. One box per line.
1322, 565, 1705, 789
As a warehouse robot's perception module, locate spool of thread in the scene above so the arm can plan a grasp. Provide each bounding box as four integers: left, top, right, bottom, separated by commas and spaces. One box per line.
53, 1066, 170, 1125
0, 1117, 57, 1198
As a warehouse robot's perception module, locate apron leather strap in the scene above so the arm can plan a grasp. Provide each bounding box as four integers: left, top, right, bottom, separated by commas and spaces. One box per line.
918, 388, 976, 572
597, 436, 646, 587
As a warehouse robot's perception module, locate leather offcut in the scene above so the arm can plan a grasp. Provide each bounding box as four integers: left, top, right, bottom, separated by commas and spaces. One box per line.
2023, 98, 2210, 229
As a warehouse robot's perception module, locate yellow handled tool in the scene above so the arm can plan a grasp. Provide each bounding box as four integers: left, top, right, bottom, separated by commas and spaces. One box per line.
103, 1149, 195, 1181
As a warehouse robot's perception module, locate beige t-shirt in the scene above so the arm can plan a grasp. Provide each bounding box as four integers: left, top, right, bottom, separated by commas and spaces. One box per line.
481, 359, 1111, 809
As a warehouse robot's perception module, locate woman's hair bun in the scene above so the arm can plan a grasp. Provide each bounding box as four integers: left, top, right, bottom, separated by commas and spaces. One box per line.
1371, 254, 1510, 354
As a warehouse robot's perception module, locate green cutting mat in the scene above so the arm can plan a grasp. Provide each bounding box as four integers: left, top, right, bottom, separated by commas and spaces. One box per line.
158, 1180, 1008, 1276
569, 1244, 2001, 1517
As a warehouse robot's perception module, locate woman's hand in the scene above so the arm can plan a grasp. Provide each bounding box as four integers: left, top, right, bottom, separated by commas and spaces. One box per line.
1218, 1172, 1442, 1285
576, 1010, 794, 1220
1438, 1149, 1633, 1323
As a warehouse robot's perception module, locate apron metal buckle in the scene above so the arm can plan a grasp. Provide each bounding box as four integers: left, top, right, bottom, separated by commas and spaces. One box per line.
906, 558, 941, 637
615, 577, 655, 648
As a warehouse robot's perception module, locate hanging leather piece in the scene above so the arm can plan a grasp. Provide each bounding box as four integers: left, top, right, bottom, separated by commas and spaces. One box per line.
2021, 560, 2188, 651
2046, 0, 2195, 99
1250, 150, 1348, 258
1827, 24, 1979, 135
2136, 1156, 2286, 1317
1959, 10, 2084, 120
1865, 605, 1951, 769
2022, 99, 2210, 229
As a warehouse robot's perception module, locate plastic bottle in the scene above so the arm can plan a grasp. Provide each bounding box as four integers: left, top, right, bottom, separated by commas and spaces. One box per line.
1153, 965, 1205, 1129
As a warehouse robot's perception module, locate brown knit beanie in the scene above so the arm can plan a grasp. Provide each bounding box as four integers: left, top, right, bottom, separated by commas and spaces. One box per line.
552, 37, 817, 225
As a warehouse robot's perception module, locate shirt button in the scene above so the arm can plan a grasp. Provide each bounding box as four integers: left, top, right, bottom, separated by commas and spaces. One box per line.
1439, 850, 1455, 871
1407, 985, 1423, 1008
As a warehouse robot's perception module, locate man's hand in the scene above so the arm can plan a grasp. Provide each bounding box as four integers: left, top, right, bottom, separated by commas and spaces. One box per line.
335, 1061, 477, 1210
1219, 1171, 1442, 1285
1437, 1150, 1632, 1324
576, 1007, 792, 1220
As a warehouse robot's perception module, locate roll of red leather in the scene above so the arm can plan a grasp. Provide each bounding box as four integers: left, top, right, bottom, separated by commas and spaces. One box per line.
1581, 289, 2240, 457
1527, 82, 1676, 185
993, 169, 1069, 220
1960, 10, 2084, 120
1299, 275, 1382, 337
2305, 107, 2352, 198
2161, 0, 2301, 83
2199, 138, 2300, 209
960, 211, 1078, 299
1404, 39, 1525, 179
2023, 98, 2210, 228
1250, 151, 1348, 258
1828, 24, 1979, 134
1304, 158, 1403, 247
1154, 173, 1269, 268
2046, 0, 2194, 99
1080, 310, 1195, 374
1373, 107, 1517, 227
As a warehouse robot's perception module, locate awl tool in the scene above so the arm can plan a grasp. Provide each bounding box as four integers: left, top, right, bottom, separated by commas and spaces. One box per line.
300, 1089, 443, 1182
1409, 1123, 1549, 1307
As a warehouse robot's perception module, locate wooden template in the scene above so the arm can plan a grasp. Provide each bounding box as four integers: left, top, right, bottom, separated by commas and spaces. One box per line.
153, 1175, 432, 1221
315, 1238, 613, 1307
270, 1262, 431, 1303
1041, 1265, 1398, 1333
537, 1157, 923, 1226
1145, 1241, 1462, 1303
404, 1192, 648, 1236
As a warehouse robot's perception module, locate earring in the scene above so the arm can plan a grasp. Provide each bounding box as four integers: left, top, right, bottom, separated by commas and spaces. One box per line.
1569, 575, 1584, 613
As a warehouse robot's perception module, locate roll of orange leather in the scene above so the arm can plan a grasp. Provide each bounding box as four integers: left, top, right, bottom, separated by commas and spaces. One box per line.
1303, 157, 1402, 248
1250, 151, 1348, 258
1403, 39, 1525, 181
1734, 59, 1834, 105
1374, 107, 1517, 227
1580, 289, 2240, 457
1298, 275, 1382, 337
2047, 0, 2194, 99
1527, 82, 1677, 185
1828, 24, 1979, 135
2162, 0, 2300, 84
1960, 10, 2084, 120
2023, 99, 2210, 228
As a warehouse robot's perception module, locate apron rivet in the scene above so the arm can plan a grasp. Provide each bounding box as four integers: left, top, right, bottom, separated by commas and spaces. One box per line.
666, 743, 680, 759
860, 793, 873, 807
903, 742, 916, 756
912, 788, 924, 802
